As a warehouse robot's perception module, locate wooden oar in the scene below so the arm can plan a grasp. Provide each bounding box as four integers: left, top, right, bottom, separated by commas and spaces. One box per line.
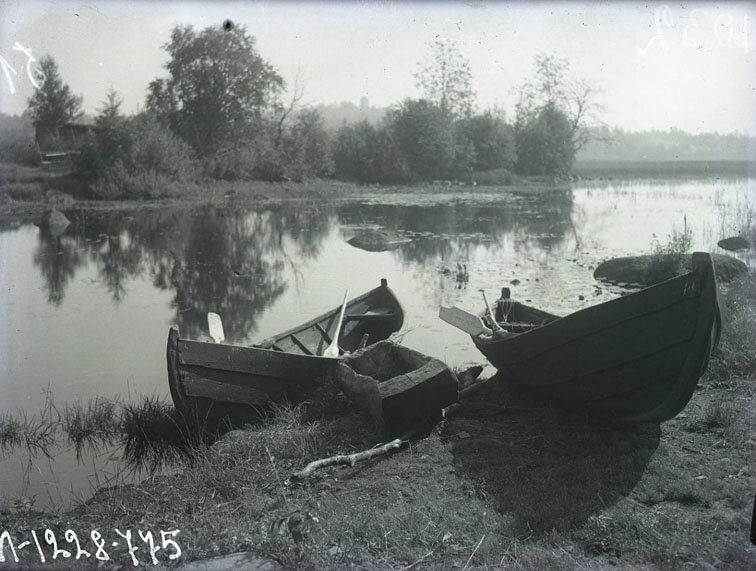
207, 312, 225, 343
480, 289, 504, 332
439, 306, 492, 337
323, 289, 349, 357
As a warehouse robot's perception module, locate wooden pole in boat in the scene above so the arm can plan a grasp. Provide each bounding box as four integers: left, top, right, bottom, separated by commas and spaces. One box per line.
480, 290, 504, 332
323, 289, 349, 357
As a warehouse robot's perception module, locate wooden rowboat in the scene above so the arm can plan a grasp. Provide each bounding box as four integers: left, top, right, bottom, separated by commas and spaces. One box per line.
167, 279, 404, 422
470, 252, 721, 423
335, 341, 459, 429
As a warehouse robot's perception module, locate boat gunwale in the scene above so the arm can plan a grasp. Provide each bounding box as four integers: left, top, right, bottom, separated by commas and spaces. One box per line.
480, 292, 703, 367
258, 280, 404, 350
473, 253, 713, 359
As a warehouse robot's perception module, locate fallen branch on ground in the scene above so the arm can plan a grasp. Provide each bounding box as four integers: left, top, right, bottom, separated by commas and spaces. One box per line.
289, 374, 492, 481
290, 438, 403, 480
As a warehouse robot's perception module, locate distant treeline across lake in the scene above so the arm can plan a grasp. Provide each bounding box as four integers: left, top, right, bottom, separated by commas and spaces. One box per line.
573, 160, 756, 180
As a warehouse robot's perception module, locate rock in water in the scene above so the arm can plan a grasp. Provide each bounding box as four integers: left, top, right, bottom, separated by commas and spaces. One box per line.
594, 253, 748, 286
718, 236, 749, 251
35, 209, 70, 237
347, 229, 411, 252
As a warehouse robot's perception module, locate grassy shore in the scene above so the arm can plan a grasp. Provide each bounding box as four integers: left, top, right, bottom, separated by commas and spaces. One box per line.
1, 273, 754, 568
0, 161, 573, 221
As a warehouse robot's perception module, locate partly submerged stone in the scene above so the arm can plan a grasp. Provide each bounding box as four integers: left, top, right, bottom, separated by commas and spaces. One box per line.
347, 229, 411, 252
594, 253, 747, 286
35, 208, 70, 237
717, 236, 749, 251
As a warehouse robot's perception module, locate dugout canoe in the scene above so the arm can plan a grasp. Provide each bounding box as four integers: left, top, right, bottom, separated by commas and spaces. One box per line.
167, 279, 404, 421
472, 252, 721, 423
335, 340, 459, 429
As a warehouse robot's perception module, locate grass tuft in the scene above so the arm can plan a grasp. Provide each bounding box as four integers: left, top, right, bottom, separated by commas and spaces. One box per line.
651, 215, 693, 256
121, 395, 205, 473
0, 393, 58, 458
62, 397, 121, 459
662, 485, 709, 507
0, 412, 24, 450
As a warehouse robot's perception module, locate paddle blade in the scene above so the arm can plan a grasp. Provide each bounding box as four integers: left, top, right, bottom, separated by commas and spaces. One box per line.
323, 289, 350, 357
207, 312, 225, 343
439, 306, 492, 337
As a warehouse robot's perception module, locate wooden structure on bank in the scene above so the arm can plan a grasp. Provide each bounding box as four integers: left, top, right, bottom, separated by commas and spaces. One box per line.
35, 119, 94, 164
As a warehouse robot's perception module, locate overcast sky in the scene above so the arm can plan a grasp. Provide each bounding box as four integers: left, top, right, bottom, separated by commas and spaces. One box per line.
1, 1, 755, 134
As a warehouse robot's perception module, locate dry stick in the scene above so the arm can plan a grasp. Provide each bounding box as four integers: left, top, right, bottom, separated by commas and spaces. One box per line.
291, 439, 403, 480
266, 446, 288, 500
402, 550, 434, 571
463, 534, 486, 571
289, 376, 492, 481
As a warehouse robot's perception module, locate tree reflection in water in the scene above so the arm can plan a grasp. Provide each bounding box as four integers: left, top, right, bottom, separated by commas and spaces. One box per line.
335, 190, 574, 307
33, 227, 86, 307
30, 204, 333, 342
28, 194, 573, 338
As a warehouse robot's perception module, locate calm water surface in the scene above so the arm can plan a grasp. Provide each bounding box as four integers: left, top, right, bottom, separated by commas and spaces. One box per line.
1, 177, 754, 509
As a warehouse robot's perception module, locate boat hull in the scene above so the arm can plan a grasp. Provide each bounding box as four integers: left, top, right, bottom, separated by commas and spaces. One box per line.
168, 280, 404, 422
473, 252, 720, 423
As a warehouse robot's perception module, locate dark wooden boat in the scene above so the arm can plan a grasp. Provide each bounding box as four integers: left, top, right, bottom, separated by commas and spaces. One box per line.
336, 341, 459, 429
472, 252, 721, 423
167, 279, 404, 421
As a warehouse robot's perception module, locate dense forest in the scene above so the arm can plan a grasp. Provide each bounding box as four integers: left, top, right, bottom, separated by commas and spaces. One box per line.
0, 22, 752, 199
313, 104, 756, 164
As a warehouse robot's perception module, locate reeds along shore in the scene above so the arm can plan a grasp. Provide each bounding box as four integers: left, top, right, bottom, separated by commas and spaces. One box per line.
0, 394, 211, 472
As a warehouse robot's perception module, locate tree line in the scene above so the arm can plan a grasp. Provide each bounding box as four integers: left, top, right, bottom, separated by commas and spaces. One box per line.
577, 127, 756, 162
10, 24, 606, 197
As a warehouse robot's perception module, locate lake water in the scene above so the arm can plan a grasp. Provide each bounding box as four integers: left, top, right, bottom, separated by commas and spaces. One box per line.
1, 177, 754, 510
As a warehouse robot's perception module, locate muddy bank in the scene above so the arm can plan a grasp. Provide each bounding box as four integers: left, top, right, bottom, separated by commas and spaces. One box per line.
594, 253, 748, 286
